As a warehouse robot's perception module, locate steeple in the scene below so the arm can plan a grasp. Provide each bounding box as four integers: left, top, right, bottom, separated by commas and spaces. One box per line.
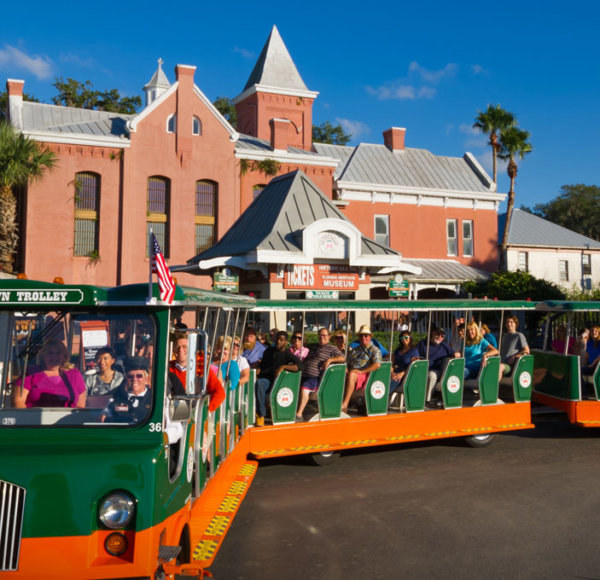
143, 58, 171, 107
234, 26, 318, 151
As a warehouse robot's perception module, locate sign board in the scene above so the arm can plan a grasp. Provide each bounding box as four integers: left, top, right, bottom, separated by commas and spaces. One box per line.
0, 289, 84, 305
284, 264, 359, 291
213, 272, 239, 293
388, 279, 409, 298
306, 290, 339, 300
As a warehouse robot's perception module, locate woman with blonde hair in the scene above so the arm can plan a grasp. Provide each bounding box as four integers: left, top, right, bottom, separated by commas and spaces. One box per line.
14, 338, 86, 408
213, 336, 241, 390
464, 320, 498, 379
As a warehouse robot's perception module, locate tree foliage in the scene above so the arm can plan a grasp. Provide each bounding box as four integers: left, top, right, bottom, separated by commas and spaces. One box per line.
531, 184, 600, 241
464, 270, 565, 301
52, 78, 141, 114
0, 91, 39, 123
312, 121, 352, 145
0, 122, 57, 272
212, 96, 237, 128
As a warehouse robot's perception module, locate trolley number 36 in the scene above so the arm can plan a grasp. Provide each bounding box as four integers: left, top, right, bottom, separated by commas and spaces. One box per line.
149, 422, 163, 432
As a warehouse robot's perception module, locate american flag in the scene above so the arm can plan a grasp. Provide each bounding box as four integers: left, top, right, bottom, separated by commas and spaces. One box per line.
151, 233, 176, 304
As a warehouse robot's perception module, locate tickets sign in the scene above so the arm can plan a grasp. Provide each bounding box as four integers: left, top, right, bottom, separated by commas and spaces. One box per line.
284, 264, 359, 290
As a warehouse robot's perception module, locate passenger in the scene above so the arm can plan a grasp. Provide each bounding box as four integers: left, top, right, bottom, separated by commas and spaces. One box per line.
574, 327, 590, 359
213, 336, 241, 390
269, 328, 279, 346
499, 315, 530, 375
13, 338, 86, 409
101, 356, 151, 423
551, 324, 575, 354
481, 324, 498, 349
295, 328, 345, 422
289, 332, 309, 361
232, 336, 250, 388
331, 329, 347, 352
389, 331, 420, 397
169, 334, 225, 411
451, 323, 465, 354
341, 325, 382, 413
416, 327, 459, 400
463, 320, 499, 380
242, 327, 267, 369
349, 335, 389, 357
582, 326, 600, 375
85, 347, 124, 396
255, 331, 304, 427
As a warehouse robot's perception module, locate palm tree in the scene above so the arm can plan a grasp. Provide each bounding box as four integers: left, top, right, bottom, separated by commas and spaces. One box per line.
498, 126, 533, 270
0, 122, 57, 273
473, 104, 516, 184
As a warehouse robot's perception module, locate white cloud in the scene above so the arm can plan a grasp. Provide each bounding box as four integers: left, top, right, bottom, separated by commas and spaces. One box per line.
366, 84, 436, 101
60, 52, 95, 68
0, 44, 53, 79
234, 46, 255, 59
471, 64, 489, 75
459, 123, 480, 136
409, 61, 457, 83
335, 117, 370, 140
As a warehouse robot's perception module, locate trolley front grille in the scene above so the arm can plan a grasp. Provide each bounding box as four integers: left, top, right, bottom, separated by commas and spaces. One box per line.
0, 480, 26, 571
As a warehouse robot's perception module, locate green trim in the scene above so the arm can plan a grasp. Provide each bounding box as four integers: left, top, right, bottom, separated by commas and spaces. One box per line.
537, 300, 600, 312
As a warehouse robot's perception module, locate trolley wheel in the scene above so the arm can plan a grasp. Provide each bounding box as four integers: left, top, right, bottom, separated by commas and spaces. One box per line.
307, 450, 340, 466
464, 433, 495, 448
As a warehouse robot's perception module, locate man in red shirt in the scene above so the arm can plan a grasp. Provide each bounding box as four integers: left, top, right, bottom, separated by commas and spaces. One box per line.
169, 334, 225, 411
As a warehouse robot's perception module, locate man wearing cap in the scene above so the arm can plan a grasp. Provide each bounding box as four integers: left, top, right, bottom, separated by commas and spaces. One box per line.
242, 327, 266, 368
416, 328, 460, 401
101, 356, 152, 423
341, 325, 382, 412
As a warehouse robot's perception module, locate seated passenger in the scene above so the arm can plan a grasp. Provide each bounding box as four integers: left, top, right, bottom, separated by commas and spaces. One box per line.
341, 325, 382, 412
464, 321, 498, 380
416, 327, 459, 399
255, 331, 304, 427
295, 328, 345, 422
242, 327, 267, 369
169, 334, 225, 411
13, 338, 86, 409
289, 332, 309, 361
481, 324, 498, 349
574, 327, 590, 359
101, 356, 151, 423
582, 326, 600, 375
499, 315, 530, 375
451, 324, 465, 354
331, 330, 347, 352
85, 347, 124, 396
551, 324, 575, 355
232, 337, 250, 388
389, 331, 419, 396
213, 336, 241, 390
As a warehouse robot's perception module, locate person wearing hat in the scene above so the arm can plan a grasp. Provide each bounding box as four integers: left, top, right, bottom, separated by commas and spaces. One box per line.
100, 356, 152, 423
341, 325, 382, 412
416, 327, 460, 401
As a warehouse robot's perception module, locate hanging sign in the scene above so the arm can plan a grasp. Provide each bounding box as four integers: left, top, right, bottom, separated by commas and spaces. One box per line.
284, 265, 359, 290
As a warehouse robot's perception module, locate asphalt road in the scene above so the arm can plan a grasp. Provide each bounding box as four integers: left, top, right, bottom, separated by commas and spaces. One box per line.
209, 414, 600, 580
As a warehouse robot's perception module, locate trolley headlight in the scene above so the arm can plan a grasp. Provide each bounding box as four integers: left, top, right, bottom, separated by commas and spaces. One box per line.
98, 492, 135, 529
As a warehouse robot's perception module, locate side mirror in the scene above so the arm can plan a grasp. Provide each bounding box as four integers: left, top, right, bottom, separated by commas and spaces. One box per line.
186, 331, 209, 396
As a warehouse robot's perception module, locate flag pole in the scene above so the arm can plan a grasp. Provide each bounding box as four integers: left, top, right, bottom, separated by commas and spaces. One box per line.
148, 229, 154, 304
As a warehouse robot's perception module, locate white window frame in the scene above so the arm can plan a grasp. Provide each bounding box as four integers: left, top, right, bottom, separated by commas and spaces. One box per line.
374, 215, 390, 247
166, 114, 176, 133
559, 260, 569, 282
192, 116, 202, 136
583, 253, 592, 276
446, 219, 457, 257
462, 220, 473, 257
518, 251, 529, 272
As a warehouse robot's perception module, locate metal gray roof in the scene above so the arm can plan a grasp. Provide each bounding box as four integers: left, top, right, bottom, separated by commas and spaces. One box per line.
242, 26, 309, 93
313, 142, 494, 193
22, 102, 133, 137
499, 209, 600, 249
236, 133, 322, 157
402, 259, 490, 283
187, 170, 399, 264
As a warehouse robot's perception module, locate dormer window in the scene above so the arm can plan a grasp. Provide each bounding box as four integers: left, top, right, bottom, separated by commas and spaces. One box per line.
167, 114, 177, 133
192, 116, 202, 136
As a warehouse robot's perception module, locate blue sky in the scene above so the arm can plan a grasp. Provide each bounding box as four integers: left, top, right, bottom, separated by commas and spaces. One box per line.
1, 0, 598, 209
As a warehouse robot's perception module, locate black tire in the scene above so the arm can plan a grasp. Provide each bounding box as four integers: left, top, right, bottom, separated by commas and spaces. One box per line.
307, 450, 340, 466
464, 433, 495, 448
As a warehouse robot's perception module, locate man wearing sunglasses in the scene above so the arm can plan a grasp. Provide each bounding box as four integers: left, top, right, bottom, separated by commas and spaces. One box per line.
289, 333, 309, 361
101, 356, 152, 423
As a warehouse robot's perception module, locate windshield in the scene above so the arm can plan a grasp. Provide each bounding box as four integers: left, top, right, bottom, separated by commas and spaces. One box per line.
0, 310, 156, 427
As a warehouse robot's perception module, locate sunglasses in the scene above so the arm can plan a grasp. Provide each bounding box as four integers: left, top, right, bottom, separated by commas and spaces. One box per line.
293, 336, 302, 340
401, 335, 410, 339
233, 343, 240, 347
127, 373, 145, 380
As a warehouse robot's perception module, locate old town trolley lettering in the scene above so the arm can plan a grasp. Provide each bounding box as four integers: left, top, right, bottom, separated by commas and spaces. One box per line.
0, 288, 84, 304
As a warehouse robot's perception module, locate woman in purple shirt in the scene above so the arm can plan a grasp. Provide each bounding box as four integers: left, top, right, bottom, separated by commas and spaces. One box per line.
13, 338, 86, 408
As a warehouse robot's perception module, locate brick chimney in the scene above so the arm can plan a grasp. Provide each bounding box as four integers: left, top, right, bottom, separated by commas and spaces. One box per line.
383, 127, 406, 151
6, 79, 25, 130
270, 118, 291, 152
174, 65, 196, 166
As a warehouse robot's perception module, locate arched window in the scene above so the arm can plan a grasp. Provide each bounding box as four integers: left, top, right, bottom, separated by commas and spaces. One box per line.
74, 172, 100, 257
147, 176, 170, 257
252, 184, 266, 200
195, 180, 217, 254
167, 114, 176, 133
192, 116, 202, 136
